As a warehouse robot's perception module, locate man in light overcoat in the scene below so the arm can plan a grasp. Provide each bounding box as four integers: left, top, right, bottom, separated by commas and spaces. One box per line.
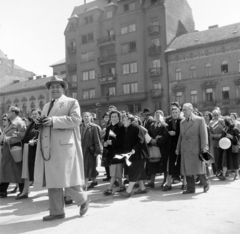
176, 103, 210, 194
34, 76, 89, 221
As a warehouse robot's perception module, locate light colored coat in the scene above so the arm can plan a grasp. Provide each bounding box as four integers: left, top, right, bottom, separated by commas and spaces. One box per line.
176, 114, 208, 176
34, 95, 85, 189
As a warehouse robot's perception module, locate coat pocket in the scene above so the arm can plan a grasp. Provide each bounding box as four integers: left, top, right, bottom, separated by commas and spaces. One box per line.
60, 138, 74, 145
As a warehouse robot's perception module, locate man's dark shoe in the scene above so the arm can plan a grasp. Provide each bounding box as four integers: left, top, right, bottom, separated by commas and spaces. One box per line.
124, 180, 129, 185
182, 190, 195, 194
87, 181, 98, 189
0, 193, 7, 198
114, 181, 119, 187
133, 184, 139, 188
80, 197, 90, 216
134, 189, 148, 195
145, 183, 155, 189
10, 186, 18, 194
204, 182, 210, 193
162, 185, 172, 191
43, 214, 65, 221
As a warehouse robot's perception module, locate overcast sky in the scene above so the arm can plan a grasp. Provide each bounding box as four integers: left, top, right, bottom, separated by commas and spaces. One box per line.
0, 0, 239, 78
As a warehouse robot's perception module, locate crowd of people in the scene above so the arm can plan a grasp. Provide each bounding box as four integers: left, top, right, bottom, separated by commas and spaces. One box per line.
0, 75, 240, 220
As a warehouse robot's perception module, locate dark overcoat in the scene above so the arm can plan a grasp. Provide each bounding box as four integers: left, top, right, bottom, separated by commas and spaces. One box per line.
80, 122, 103, 178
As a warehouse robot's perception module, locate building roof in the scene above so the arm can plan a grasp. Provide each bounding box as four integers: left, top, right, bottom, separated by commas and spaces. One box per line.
0, 49, 8, 59
167, 22, 240, 52
0, 77, 51, 94
49, 58, 66, 67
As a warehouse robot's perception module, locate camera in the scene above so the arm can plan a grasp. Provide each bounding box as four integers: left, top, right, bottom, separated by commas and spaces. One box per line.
36, 115, 48, 126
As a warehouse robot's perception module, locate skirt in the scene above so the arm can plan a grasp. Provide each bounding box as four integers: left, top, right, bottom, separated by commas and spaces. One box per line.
128, 160, 146, 182
110, 163, 123, 178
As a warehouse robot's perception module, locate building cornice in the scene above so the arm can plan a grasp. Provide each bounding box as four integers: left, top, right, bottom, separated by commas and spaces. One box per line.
0, 86, 46, 96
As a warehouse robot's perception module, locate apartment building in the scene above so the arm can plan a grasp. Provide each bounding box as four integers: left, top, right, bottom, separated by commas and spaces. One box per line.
64, 0, 194, 114
166, 23, 240, 115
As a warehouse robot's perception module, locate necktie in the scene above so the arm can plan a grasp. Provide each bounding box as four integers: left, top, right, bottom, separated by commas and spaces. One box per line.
47, 99, 55, 116
187, 117, 189, 122
173, 119, 176, 130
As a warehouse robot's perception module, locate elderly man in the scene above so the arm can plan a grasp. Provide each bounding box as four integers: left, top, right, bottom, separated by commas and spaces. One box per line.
34, 75, 89, 221
176, 103, 210, 194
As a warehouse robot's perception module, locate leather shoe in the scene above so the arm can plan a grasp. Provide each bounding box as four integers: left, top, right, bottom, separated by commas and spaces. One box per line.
134, 189, 148, 195
120, 191, 131, 198
162, 185, 172, 191
204, 182, 210, 193
87, 181, 98, 189
145, 183, 155, 188
80, 197, 90, 216
43, 214, 65, 221
182, 190, 195, 194
15, 193, 29, 200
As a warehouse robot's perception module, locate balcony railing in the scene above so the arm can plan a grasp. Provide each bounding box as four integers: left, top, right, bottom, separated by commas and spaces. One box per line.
68, 82, 77, 89
149, 45, 161, 56
98, 54, 116, 65
67, 64, 77, 72
149, 67, 162, 77
151, 89, 163, 98
67, 46, 76, 54
98, 35, 116, 46
148, 25, 160, 35
98, 74, 117, 84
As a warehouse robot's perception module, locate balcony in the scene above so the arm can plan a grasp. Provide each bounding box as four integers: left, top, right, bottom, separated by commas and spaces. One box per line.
148, 25, 160, 35
68, 82, 77, 89
149, 67, 162, 77
67, 46, 76, 54
149, 45, 161, 56
98, 54, 116, 65
67, 64, 77, 72
98, 74, 117, 84
98, 35, 116, 46
151, 89, 163, 98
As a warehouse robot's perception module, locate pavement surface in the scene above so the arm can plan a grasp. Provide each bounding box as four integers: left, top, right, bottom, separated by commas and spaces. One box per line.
0, 166, 240, 234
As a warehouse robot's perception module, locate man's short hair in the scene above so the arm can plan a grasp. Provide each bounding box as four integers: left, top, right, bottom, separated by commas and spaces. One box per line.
171, 102, 181, 109
183, 103, 193, 110
171, 106, 180, 112
9, 106, 20, 115
125, 113, 135, 122
108, 105, 117, 110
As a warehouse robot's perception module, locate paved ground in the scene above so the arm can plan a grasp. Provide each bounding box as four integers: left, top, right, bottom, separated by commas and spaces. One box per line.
0, 167, 240, 234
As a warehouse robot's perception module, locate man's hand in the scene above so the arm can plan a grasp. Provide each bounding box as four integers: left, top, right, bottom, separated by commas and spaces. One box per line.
104, 142, 108, 147
107, 140, 112, 145
42, 117, 53, 126
169, 131, 176, 136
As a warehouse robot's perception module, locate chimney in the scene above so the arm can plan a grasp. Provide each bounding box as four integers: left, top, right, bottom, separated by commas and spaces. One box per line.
43, 75, 47, 78
28, 77, 33, 80
208, 25, 218, 29
13, 80, 20, 84
36, 75, 42, 79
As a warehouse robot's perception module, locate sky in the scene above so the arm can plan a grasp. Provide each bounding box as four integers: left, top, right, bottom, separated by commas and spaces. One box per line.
0, 0, 240, 77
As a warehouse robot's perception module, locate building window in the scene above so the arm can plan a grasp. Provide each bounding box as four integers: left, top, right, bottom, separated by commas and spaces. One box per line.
175, 68, 181, 81
221, 60, 228, 73
83, 89, 95, 99
176, 92, 183, 105
107, 11, 113, 19
81, 51, 94, 62
106, 29, 114, 36
205, 63, 211, 77
124, 2, 135, 12
107, 67, 115, 75
151, 59, 160, 68
153, 82, 161, 89
70, 41, 76, 49
206, 88, 213, 102
84, 15, 93, 25
154, 102, 162, 111
189, 65, 196, 78
72, 92, 77, 99
222, 87, 230, 100
108, 87, 116, 96
122, 62, 137, 74
190, 90, 197, 104
150, 17, 159, 26
71, 74, 77, 82
82, 33, 94, 44
121, 24, 136, 35
151, 38, 160, 46
82, 70, 95, 81
121, 41, 136, 54
123, 82, 138, 94
127, 103, 141, 114
238, 59, 240, 72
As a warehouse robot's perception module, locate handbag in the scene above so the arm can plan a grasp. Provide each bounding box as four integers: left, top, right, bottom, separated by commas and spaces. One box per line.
101, 148, 109, 167
231, 144, 239, 153
148, 146, 161, 162
9, 142, 23, 163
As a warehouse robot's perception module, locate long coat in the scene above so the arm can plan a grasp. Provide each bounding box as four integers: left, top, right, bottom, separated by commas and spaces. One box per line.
176, 114, 208, 176
166, 117, 182, 176
34, 94, 85, 189
104, 122, 125, 165
0, 117, 26, 183
80, 122, 103, 178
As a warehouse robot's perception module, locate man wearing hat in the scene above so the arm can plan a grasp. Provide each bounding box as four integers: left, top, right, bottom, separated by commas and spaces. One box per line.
142, 108, 154, 131
34, 75, 89, 221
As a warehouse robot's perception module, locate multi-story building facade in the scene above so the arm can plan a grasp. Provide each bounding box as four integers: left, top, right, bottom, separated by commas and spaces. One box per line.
0, 49, 34, 89
64, 0, 194, 114
167, 22, 240, 115
49, 58, 66, 77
